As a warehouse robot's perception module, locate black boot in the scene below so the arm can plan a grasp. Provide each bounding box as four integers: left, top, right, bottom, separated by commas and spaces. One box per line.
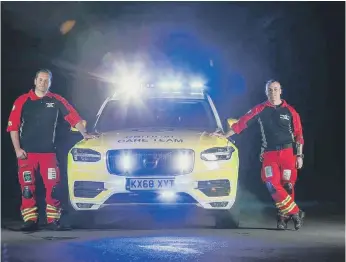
291, 210, 305, 230
20, 220, 38, 232
46, 219, 71, 231
277, 212, 290, 230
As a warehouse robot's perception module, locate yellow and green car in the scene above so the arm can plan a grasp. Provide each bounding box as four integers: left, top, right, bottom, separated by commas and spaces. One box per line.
67, 85, 240, 228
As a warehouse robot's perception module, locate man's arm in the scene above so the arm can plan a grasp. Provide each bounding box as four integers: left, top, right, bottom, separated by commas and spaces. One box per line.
10, 131, 21, 151
53, 94, 86, 133
7, 95, 28, 159
74, 120, 88, 136
296, 143, 303, 156
53, 94, 98, 140
287, 105, 304, 155
287, 105, 304, 169
225, 104, 266, 138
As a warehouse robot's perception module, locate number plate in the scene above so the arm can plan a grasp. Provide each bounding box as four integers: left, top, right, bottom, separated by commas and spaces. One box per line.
126, 178, 175, 191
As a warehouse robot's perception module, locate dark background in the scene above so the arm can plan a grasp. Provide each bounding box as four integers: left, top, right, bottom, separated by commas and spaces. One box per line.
1, 2, 345, 221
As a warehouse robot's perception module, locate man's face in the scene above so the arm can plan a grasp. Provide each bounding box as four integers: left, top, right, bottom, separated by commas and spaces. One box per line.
34, 72, 51, 92
266, 81, 282, 101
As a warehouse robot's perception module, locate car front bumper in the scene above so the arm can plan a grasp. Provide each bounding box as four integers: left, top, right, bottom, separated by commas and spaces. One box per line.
68, 170, 238, 211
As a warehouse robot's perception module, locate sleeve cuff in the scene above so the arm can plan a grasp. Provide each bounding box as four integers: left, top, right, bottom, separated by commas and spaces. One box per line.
231, 123, 242, 134
296, 136, 304, 145
6, 121, 19, 132
7, 127, 19, 132
65, 114, 82, 127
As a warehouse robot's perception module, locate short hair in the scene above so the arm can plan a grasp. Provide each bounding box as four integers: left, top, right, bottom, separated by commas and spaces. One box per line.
265, 79, 281, 90
35, 69, 52, 80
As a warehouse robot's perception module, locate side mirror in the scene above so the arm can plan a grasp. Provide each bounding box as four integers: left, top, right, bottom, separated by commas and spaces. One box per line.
70, 120, 87, 132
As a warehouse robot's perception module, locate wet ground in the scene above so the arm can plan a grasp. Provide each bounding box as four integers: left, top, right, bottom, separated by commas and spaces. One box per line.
2, 204, 345, 262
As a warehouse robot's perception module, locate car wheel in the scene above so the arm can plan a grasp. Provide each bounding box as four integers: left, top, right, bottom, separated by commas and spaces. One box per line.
214, 206, 240, 229
61, 193, 97, 229
64, 208, 97, 229
214, 185, 242, 229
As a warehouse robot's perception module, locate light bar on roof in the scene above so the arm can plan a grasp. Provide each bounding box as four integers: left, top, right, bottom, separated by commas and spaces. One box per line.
190, 81, 205, 89
113, 72, 207, 98
157, 81, 183, 90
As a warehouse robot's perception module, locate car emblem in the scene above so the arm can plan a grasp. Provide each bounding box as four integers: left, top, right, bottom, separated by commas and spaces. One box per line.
143, 155, 159, 168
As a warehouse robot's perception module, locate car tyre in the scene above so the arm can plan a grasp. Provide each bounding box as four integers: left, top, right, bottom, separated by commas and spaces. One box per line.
60, 194, 97, 229
65, 209, 97, 229
214, 205, 240, 229
214, 185, 242, 229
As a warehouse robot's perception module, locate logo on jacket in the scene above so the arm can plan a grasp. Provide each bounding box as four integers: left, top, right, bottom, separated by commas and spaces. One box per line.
46, 102, 55, 108
280, 114, 290, 121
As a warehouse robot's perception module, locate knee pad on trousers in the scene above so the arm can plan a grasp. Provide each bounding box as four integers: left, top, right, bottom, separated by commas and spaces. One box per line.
265, 181, 276, 195
51, 184, 61, 200
23, 186, 33, 199
283, 183, 293, 195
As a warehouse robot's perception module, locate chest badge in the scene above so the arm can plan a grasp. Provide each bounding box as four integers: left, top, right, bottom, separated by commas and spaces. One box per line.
280, 114, 290, 121
46, 102, 55, 108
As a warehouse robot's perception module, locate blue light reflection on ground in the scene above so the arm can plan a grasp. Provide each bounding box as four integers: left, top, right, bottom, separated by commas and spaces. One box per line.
64, 236, 228, 262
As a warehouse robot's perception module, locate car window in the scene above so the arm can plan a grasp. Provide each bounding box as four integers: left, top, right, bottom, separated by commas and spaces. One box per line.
96, 98, 217, 132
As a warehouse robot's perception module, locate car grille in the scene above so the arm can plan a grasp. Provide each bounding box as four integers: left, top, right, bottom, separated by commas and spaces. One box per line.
107, 149, 194, 176
74, 181, 105, 198
198, 179, 231, 197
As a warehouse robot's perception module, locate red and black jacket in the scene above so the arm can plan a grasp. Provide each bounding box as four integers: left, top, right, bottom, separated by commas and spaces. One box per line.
7, 89, 82, 153
231, 100, 304, 150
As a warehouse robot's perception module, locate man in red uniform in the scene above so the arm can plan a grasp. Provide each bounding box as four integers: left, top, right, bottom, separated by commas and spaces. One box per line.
212, 79, 305, 230
7, 69, 96, 231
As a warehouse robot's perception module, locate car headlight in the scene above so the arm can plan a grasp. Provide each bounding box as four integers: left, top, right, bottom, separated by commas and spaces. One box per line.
200, 147, 235, 161
174, 150, 194, 173
107, 149, 194, 175
71, 148, 101, 162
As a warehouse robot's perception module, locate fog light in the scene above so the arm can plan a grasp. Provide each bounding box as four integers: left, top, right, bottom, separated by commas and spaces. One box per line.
76, 203, 94, 208
159, 191, 177, 201
210, 201, 229, 207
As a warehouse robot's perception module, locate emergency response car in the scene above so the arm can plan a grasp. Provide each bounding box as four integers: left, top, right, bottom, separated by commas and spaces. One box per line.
67, 80, 240, 228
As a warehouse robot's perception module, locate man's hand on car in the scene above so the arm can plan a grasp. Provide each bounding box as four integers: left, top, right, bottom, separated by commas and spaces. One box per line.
210, 129, 235, 139
209, 131, 226, 139
82, 132, 99, 140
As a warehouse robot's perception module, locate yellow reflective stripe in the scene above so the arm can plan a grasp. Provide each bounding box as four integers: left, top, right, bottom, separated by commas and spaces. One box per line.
46, 207, 60, 212
46, 211, 61, 216
47, 213, 60, 219
21, 207, 38, 216
281, 202, 296, 214
23, 213, 38, 222
23, 211, 38, 218
21, 207, 37, 213
46, 209, 61, 213
22, 207, 37, 212
46, 205, 59, 211
275, 195, 291, 208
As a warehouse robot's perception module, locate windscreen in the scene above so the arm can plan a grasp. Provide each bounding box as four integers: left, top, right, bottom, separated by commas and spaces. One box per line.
96, 98, 218, 132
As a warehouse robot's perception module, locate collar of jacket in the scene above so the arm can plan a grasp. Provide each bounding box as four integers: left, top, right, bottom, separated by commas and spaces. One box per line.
264, 99, 288, 108
28, 89, 53, 100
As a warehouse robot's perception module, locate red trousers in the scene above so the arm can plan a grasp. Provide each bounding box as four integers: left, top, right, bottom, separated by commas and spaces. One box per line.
261, 148, 300, 216
18, 153, 61, 223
